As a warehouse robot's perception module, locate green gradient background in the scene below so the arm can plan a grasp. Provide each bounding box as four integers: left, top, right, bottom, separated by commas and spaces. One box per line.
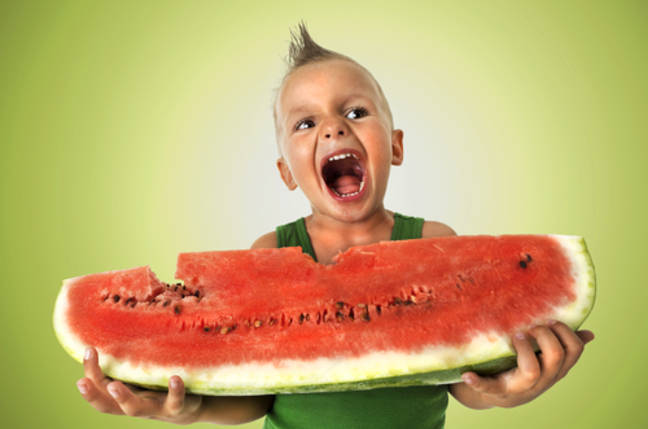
1, 1, 646, 428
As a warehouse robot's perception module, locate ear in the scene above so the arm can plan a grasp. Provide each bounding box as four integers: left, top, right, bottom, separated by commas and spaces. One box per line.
391, 129, 404, 166
276, 157, 298, 190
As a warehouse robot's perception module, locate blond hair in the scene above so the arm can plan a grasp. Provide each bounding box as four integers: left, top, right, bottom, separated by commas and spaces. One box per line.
272, 21, 394, 147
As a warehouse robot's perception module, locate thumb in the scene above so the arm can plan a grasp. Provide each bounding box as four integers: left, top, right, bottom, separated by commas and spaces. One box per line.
576, 330, 595, 345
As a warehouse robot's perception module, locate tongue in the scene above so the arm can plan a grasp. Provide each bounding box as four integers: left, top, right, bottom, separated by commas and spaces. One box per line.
333, 175, 361, 195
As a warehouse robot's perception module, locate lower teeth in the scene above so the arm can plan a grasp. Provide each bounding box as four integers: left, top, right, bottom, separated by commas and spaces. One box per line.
334, 180, 365, 198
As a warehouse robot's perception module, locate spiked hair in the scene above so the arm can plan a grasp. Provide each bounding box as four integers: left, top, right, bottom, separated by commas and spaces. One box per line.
286, 21, 354, 67
272, 21, 394, 146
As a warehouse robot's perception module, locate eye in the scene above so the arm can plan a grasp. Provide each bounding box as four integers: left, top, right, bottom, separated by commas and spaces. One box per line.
346, 107, 369, 120
295, 118, 315, 131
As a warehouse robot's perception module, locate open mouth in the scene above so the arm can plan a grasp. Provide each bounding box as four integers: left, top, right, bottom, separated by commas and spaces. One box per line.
321, 149, 366, 200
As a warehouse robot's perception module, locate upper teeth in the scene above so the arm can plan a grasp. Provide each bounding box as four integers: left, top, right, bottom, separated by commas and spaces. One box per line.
328, 153, 358, 162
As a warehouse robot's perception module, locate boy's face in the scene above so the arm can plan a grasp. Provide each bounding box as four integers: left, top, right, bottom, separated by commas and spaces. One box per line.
275, 59, 403, 223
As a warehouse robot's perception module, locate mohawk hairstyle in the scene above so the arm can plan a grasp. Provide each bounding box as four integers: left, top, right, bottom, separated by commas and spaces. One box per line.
272, 21, 394, 148
285, 20, 353, 68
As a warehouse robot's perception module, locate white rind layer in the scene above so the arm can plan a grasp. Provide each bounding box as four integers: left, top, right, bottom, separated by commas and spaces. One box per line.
549, 235, 596, 327
53, 235, 596, 395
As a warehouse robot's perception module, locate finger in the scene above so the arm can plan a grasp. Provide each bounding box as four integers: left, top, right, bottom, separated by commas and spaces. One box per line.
77, 377, 123, 415
528, 325, 565, 386
509, 332, 542, 391
461, 371, 506, 395
107, 380, 161, 418
549, 322, 586, 381
576, 329, 595, 344
83, 347, 112, 389
164, 376, 185, 417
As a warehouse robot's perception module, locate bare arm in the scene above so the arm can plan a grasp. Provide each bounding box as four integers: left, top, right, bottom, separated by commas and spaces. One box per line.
251, 231, 278, 249
78, 348, 274, 425
423, 222, 596, 409
193, 233, 280, 422
421, 221, 457, 238
449, 324, 594, 409
192, 232, 280, 422
76, 233, 280, 425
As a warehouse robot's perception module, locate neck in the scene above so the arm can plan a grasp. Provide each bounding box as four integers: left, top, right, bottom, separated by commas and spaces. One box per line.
306, 206, 394, 252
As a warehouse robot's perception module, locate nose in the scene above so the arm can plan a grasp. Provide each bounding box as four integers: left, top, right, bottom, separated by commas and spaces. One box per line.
319, 119, 348, 140
324, 129, 345, 139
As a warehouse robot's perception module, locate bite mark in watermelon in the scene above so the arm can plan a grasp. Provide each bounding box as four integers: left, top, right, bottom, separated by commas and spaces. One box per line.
53, 235, 595, 395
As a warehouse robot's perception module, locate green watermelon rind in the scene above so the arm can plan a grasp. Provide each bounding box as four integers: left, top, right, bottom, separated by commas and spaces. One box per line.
53, 235, 596, 395
93, 355, 520, 395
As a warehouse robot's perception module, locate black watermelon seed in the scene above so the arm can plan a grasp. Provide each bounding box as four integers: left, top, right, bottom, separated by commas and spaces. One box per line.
299, 314, 305, 324
526, 253, 532, 262
362, 312, 370, 321
376, 305, 382, 315
174, 305, 181, 314
203, 326, 211, 332
182, 285, 186, 290
456, 283, 462, 290
194, 290, 200, 298
336, 301, 345, 309
113, 295, 120, 303
519, 260, 528, 269
163, 300, 170, 307
174, 285, 178, 291
393, 297, 403, 306
335, 311, 345, 321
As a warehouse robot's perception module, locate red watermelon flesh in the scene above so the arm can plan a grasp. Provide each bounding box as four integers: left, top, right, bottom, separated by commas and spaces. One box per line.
53, 235, 595, 395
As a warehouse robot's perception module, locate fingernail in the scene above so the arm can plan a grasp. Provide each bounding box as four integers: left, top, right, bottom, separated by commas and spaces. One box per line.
463, 374, 474, 384
84, 348, 92, 361
170, 377, 180, 389
547, 319, 558, 325
107, 385, 120, 398
515, 332, 526, 340
77, 381, 88, 395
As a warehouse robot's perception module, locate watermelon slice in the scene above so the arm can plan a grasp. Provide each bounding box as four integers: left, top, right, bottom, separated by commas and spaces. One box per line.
53, 235, 595, 395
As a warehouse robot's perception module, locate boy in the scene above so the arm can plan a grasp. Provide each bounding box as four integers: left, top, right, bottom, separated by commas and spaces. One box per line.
76, 23, 594, 428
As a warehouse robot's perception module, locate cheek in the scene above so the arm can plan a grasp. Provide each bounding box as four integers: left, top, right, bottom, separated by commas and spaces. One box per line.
286, 146, 317, 185
361, 126, 392, 164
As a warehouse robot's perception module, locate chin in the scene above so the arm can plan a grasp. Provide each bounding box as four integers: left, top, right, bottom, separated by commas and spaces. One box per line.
326, 199, 382, 224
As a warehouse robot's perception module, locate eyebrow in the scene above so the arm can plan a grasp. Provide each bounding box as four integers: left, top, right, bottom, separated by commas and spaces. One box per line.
286, 104, 317, 119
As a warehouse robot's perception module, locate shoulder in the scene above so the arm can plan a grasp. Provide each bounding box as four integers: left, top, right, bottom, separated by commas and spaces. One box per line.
251, 231, 278, 249
421, 221, 457, 238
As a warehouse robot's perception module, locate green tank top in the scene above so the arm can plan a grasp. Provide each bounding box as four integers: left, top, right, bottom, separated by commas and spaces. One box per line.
264, 213, 448, 429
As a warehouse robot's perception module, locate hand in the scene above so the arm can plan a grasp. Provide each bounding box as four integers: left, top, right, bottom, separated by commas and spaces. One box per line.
76, 347, 203, 424
455, 321, 594, 408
